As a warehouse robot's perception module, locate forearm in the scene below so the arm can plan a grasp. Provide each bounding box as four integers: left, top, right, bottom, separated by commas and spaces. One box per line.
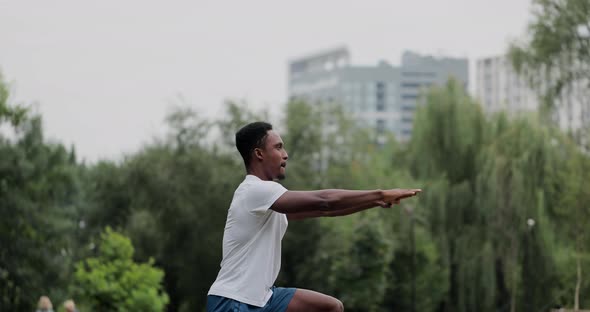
315, 189, 384, 212
272, 188, 409, 215
323, 200, 380, 217
282, 188, 420, 220
287, 200, 381, 220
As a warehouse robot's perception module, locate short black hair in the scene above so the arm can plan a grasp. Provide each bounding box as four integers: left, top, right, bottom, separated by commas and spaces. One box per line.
235, 121, 273, 167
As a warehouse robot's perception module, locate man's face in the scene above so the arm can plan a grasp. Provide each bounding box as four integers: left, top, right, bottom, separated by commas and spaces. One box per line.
258, 130, 288, 180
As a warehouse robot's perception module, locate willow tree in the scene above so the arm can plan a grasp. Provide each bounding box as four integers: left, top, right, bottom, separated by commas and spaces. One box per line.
408, 79, 490, 312
509, 0, 590, 307
476, 114, 566, 311
509, 0, 590, 143
552, 139, 590, 310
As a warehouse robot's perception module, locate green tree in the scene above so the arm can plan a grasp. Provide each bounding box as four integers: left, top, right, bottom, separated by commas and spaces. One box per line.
408, 79, 489, 312
0, 73, 27, 126
552, 140, 590, 310
476, 114, 563, 311
279, 100, 419, 311
509, 0, 590, 143
0, 73, 81, 311
79, 104, 260, 311
509, 1, 590, 308
74, 227, 169, 311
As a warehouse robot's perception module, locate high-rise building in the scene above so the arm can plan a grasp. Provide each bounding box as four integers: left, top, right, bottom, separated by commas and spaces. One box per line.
476, 54, 589, 133
398, 51, 468, 140
288, 47, 468, 141
476, 55, 537, 115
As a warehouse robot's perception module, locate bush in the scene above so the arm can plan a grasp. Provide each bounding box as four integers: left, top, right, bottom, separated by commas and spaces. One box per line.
74, 227, 169, 312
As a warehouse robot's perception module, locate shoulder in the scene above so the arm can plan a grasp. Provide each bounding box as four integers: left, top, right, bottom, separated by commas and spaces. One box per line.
236, 178, 287, 208
240, 176, 287, 192
244, 179, 286, 196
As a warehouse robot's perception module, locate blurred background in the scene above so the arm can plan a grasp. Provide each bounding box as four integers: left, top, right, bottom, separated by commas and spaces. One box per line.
0, 0, 588, 311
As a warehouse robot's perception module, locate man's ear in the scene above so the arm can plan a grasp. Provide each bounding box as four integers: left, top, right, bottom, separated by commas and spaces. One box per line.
254, 148, 264, 161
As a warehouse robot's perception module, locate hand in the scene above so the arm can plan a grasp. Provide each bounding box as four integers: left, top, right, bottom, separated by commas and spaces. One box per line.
376, 200, 393, 208
382, 188, 421, 205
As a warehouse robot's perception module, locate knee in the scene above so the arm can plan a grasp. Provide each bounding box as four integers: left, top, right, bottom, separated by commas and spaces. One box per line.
329, 298, 344, 312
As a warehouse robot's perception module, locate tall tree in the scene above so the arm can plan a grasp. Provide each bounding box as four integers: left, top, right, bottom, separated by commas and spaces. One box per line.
553, 140, 590, 310
0, 73, 81, 311
476, 114, 563, 311
408, 79, 489, 312
509, 0, 590, 143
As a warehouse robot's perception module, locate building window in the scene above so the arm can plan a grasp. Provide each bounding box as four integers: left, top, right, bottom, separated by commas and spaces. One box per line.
402, 72, 436, 78
376, 119, 386, 134
402, 94, 418, 100
401, 116, 413, 123
377, 100, 385, 112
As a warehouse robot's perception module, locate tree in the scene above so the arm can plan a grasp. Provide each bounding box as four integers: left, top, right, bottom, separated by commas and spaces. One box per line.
74, 227, 169, 311
0, 73, 82, 311
476, 114, 563, 311
0, 72, 27, 126
408, 79, 489, 312
553, 140, 590, 310
406, 79, 573, 311
509, 1, 590, 306
279, 100, 417, 311
509, 0, 590, 144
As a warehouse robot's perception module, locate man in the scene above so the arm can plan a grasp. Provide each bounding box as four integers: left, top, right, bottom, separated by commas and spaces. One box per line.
207, 122, 421, 312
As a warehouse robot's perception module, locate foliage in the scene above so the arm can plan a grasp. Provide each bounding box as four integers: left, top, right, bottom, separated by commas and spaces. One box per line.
74, 227, 169, 312
0, 74, 81, 311
2, 71, 590, 311
509, 0, 590, 142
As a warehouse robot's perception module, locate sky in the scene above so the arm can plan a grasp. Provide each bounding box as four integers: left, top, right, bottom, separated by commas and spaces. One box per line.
0, 0, 532, 162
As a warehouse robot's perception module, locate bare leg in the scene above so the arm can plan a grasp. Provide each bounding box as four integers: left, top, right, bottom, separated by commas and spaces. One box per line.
286, 289, 343, 312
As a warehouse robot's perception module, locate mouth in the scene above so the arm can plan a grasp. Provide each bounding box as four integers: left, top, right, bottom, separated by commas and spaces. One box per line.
280, 162, 287, 169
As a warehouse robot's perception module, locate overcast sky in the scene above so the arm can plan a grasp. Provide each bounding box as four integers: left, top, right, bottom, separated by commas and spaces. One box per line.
0, 0, 532, 162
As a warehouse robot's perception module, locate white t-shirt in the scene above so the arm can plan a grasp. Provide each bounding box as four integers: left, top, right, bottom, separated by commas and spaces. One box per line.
208, 175, 289, 307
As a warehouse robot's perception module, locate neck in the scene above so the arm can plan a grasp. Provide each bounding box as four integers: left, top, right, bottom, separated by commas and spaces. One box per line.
246, 166, 272, 181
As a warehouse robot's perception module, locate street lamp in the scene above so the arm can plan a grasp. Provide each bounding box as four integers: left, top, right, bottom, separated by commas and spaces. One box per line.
527, 218, 535, 228
577, 24, 590, 38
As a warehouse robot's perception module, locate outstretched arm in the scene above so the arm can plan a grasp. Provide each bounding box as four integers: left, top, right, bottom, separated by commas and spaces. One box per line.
286, 198, 393, 220
270, 188, 421, 220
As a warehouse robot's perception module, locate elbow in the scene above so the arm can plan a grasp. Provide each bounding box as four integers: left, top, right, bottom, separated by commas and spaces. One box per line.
316, 193, 334, 212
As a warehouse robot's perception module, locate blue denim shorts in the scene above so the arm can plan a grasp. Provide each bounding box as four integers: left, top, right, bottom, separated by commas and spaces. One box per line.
207, 287, 296, 312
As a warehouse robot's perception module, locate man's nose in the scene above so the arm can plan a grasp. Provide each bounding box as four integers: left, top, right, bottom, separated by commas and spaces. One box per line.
283, 151, 288, 160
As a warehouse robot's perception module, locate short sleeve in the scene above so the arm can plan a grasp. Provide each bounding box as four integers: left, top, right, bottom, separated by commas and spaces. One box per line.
246, 180, 288, 215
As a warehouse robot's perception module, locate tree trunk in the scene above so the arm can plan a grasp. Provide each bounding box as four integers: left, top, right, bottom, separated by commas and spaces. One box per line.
575, 255, 581, 312
449, 243, 459, 311
510, 237, 518, 312
495, 258, 511, 312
